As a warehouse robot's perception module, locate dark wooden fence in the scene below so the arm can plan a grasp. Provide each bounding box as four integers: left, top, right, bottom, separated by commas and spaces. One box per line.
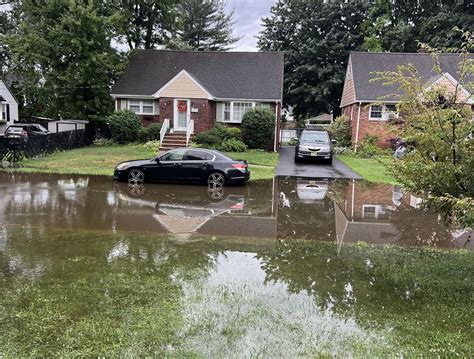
0, 130, 92, 164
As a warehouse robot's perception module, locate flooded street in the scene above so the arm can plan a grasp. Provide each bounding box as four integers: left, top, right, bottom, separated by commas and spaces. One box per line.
1, 173, 473, 357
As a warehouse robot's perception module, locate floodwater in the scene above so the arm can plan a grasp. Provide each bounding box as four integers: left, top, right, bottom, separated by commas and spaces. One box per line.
0, 173, 473, 357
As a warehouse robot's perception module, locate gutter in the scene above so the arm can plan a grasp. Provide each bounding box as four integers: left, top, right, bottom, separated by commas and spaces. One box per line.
273, 101, 279, 152
354, 102, 362, 152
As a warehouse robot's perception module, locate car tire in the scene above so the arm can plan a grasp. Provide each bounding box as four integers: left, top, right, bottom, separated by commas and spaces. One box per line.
294, 155, 300, 163
327, 158, 333, 165
128, 168, 145, 185
207, 172, 225, 188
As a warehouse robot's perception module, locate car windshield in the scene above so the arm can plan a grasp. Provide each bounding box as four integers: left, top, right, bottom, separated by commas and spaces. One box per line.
7, 127, 23, 133
300, 131, 329, 143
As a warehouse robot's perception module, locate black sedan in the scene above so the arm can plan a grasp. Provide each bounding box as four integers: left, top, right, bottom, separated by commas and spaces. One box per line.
114, 148, 250, 187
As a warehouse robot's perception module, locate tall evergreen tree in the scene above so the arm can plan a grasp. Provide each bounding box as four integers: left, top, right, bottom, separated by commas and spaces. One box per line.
114, 0, 177, 49
171, 0, 239, 51
6, 0, 123, 119
258, 0, 369, 119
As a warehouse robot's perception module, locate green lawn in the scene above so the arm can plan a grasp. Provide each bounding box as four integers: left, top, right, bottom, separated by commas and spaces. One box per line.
13, 145, 278, 180
337, 154, 398, 185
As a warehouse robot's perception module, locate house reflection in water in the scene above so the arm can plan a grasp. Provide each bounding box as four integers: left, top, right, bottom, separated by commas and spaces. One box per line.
0, 173, 471, 250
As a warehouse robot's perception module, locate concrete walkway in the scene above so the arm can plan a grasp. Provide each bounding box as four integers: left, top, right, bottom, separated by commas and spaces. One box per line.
276, 146, 362, 179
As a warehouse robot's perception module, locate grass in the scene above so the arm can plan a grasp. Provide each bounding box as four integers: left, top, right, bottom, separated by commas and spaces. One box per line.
11, 144, 278, 180
337, 154, 398, 185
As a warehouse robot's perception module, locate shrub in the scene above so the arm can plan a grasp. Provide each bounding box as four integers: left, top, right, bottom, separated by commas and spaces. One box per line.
288, 137, 298, 146
138, 123, 162, 143
356, 135, 380, 158
194, 124, 242, 148
106, 110, 142, 143
241, 107, 275, 150
141, 140, 160, 152
220, 138, 247, 152
194, 132, 222, 147
328, 115, 351, 147
93, 138, 115, 147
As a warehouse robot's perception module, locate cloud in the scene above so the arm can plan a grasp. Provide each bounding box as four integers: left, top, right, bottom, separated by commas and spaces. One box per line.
225, 0, 275, 51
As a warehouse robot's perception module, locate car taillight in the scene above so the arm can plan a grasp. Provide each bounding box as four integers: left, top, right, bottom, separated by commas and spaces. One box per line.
232, 163, 247, 170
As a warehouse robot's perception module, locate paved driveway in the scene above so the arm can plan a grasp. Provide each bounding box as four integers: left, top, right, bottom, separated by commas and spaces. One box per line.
276, 146, 362, 179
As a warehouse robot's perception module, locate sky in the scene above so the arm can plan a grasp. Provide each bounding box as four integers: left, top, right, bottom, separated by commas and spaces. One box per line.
225, 0, 276, 51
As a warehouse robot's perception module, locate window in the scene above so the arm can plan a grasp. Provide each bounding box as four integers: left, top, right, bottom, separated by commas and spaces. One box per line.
129, 100, 141, 113
222, 101, 255, 123
363, 205, 390, 220
369, 104, 398, 121
1, 104, 10, 122
369, 105, 383, 120
160, 149, 186, 162
233, 102, 253, 122
186, 150, 207, 161
224, 102, 231, 121
142, 100, 154, 114
124, 99, 155, 114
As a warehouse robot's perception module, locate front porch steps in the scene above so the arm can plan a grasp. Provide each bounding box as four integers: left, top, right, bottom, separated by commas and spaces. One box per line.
160, 132, 188, 151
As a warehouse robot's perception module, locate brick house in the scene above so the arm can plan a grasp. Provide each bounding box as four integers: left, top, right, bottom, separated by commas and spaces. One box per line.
340, 52, 474, 148
111, 50, 284, 150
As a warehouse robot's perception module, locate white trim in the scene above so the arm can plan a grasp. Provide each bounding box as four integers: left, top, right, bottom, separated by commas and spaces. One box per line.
215, 98, 280, 102
154, 70, 214, 99
431, 72, 473, 104
111, 94, 155, 99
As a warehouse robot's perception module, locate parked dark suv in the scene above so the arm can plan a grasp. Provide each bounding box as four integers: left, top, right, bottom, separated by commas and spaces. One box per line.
5, 124, 49, 138
294, 129, 334, 164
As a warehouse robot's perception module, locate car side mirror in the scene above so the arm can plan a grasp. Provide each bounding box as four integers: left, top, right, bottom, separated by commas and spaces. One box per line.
155, 157, 161, 163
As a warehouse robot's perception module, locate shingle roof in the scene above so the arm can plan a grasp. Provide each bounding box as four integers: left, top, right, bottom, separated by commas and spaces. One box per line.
350, 51, 473, 102
112, 50, 284, 100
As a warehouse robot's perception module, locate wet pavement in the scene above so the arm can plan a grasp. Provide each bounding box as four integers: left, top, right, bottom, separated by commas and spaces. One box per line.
1, 172, 473, 356
276, 146, 362, 179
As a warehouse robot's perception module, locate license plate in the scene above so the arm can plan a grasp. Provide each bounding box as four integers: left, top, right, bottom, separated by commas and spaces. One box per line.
310, 152, 319, 157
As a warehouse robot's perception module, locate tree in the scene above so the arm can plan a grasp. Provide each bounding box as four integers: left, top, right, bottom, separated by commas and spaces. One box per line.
113, 0, 177, 50
258, 0, 369, 120
171, 0, 239, 51
374, 33, 473, 226
362, 0, 474, 52
0, 7, 13, 75
6, 0, 123, 120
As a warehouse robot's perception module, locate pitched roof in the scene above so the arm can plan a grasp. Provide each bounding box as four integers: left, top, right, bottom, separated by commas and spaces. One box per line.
348, 51, 473, 103
112, 50, 284, 101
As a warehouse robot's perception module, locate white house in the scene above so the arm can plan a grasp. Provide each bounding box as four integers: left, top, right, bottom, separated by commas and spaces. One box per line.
0, 80, 19, 135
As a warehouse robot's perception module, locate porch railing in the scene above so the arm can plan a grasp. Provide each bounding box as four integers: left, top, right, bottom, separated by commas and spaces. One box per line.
160, 118, 169, 148
186, 119, 194, 147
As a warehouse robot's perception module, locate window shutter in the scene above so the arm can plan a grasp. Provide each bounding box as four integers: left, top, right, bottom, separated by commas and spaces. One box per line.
216, 103, 224, 122
6, 104, 10, 121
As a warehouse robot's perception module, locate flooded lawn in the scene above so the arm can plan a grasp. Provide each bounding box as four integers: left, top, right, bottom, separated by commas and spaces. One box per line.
0, 173, 472, 357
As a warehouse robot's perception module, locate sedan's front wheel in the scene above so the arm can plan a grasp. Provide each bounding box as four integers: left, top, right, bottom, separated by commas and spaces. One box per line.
207, 172, 225, 188
128, 169, 145, 185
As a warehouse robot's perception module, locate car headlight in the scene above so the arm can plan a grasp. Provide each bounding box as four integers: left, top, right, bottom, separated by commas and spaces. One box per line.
116, 162, 129, 170
299, 145, 309, 151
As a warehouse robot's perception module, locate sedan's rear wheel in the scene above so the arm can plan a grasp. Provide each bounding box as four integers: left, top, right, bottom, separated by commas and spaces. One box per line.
128, 169, 145, 185
207, 172, 225, 188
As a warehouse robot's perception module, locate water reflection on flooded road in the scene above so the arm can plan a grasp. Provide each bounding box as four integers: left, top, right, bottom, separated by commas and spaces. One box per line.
0, 172, 470, 249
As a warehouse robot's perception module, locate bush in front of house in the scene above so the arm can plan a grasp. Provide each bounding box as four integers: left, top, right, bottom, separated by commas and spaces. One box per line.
328, 115, 351, 147
241, 107, 275, 150
106, 110, 142, 143
194, 124, 242, 149
138, 123, 162, 143
356, 135, 380, 158
220, 138, 248, 152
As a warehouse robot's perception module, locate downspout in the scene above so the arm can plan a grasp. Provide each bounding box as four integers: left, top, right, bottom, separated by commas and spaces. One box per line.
354, 102, 362, 153
273, 101, 279, 152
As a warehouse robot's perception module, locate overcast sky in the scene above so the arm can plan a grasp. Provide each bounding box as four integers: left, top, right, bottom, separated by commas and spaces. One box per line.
225, 0, 276, 51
